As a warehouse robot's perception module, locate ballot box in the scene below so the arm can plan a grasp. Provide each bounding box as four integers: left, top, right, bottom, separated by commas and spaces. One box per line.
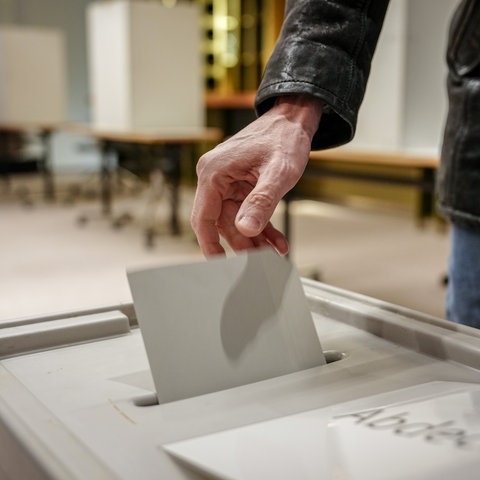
1, 265, 480, 479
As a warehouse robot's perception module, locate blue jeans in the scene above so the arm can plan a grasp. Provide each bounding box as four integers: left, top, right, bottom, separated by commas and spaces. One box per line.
447, 223, 480, 328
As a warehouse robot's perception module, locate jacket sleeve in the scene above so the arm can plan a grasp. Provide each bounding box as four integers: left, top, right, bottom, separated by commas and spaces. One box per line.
255, 0, 391, 150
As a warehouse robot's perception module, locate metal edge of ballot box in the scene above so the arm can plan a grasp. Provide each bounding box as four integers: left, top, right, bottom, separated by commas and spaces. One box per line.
0, 280, 480, 479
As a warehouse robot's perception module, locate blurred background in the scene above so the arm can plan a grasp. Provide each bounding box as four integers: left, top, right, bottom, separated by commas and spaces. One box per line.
0, 0, 457, 320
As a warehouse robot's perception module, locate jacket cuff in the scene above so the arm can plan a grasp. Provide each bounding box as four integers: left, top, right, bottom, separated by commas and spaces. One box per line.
255, 80, 356, 151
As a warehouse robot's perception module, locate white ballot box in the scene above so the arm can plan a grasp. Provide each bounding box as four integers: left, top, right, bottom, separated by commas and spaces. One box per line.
1, 252, 480, 479
0, 26, 66, 124
86, 0, 203, 130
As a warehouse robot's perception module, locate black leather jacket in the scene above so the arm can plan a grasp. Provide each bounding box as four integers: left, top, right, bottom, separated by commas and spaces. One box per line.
438, 0, 480, 231
255, 0, 480, 231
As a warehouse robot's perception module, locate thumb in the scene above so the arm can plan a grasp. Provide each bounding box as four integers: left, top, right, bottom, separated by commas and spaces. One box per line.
235, 182, 285, 237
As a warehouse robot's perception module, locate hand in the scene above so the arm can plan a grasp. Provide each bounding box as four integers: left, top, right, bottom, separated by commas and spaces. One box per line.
191, 95, 323, 256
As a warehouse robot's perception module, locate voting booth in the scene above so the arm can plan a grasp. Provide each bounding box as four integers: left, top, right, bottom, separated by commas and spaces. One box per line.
352, 0, 457, 152
0, 250, 480, 479
86, 0, 203, 131
0, 25, 66, 124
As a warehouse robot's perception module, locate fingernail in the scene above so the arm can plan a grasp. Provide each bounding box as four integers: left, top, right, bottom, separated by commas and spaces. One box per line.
237, 215, 261, 234
275, 238, 289, 255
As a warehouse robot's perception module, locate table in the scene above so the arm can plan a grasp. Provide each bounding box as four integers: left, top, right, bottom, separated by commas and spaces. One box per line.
0, 122, 58, 201
284, 147, 440, 244
65, 124, 222, 245
205, 91, 256, 138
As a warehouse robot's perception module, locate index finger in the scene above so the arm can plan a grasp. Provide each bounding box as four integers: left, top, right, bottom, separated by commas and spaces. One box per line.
190, 184, 226, 256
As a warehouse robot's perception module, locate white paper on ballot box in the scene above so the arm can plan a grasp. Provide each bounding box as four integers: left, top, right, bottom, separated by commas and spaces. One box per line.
127, 249, 325, 404
164, 382, 480, 480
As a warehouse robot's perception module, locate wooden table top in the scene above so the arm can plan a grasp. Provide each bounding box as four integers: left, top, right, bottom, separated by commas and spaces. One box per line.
309, 147, 439, 168
205, 91, 256, 110
63, 123, 223, 145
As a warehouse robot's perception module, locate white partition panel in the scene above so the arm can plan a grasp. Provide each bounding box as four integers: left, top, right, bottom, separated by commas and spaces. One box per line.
0, 26, 66, 124
87, 0, 203, 130
403, 0, 459, 151
351, 0, 458, 153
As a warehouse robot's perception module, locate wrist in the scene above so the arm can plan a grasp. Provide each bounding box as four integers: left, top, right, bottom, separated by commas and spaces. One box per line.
272, 95, 323, 140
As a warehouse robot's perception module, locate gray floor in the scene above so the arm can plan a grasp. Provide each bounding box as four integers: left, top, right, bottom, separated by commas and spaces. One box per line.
0, 176, 450, 321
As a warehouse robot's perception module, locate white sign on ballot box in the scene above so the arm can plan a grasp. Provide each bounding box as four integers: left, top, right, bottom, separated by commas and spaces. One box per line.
164, 381, 480, 480
127, 249, 326, 404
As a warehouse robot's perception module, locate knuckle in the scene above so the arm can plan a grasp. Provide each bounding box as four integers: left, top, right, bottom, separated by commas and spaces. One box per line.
196, 151, 224, 185
195, 152, 211, 176
248, 191, 275, 210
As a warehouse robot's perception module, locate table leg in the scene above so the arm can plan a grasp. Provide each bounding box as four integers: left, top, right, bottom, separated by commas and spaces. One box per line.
100, 140, 113, 216
164, 144, 182, 236
417, 167, 435, 227
39, 130, 55, 202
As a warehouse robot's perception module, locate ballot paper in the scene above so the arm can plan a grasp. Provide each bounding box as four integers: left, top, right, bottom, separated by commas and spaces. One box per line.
163, 381, 480, 480
127, 249, 325, 404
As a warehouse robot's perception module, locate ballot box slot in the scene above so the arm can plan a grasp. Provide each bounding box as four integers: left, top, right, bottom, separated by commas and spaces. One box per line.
0, 310, 130, 359
131, 349, 347, 408
324, 350, 347, 363
133, 392, 159, 407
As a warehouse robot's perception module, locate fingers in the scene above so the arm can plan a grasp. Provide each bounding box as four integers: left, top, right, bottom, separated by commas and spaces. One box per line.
193, 212, 288, 257
262, 223, 289, 256
191, 180, 261, 256
235, 169, 293, 238
192, 166, 292, 256
192, 189, 288, 256
216, 200, 258, 252
191, 185, 226, 256
235, 191, 275, 237
216, 200, 288, 255
195, 221, 226, 257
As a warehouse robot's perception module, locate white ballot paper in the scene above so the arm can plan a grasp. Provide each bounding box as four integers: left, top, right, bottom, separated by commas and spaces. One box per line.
127, 249, 325, 404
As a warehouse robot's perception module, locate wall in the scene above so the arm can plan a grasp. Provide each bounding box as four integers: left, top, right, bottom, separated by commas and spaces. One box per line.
403, 0, 458, 151
352, 0, 459, 153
